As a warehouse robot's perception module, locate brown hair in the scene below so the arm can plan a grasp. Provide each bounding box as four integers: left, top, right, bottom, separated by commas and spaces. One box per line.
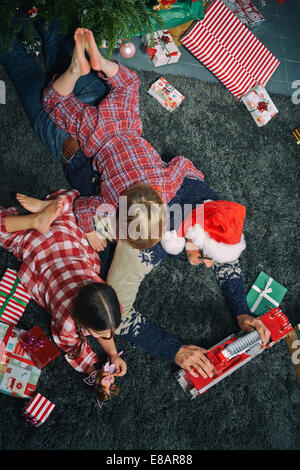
118, 183, 167, 250
94, 369, 120, 403
67, 282, 121, 360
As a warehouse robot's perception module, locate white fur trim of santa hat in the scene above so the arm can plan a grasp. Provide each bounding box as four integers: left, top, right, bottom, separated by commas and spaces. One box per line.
186, 224, 246, 264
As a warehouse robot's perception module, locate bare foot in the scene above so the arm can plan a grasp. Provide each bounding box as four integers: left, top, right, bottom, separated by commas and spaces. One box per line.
16, 194, 51, 213
83, 29, 104, 71
73, 28, 91, 76
33, 198, 64, 234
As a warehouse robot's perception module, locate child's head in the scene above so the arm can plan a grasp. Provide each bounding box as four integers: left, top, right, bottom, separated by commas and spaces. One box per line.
118, 183, 167, 250
68, 282, 121, 359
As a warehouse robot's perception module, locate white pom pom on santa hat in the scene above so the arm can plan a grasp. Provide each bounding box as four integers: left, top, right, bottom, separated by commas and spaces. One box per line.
160, 229, 186, 255
161, 200, 247, 263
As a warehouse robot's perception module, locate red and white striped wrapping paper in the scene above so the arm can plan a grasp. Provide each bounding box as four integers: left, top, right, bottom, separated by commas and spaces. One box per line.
181, 0, 280, 99
0, 268, 31, 326
23, 392, 55, 426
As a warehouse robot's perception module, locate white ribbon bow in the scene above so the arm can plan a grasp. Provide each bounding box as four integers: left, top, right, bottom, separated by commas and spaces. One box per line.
250, 276, 279, 313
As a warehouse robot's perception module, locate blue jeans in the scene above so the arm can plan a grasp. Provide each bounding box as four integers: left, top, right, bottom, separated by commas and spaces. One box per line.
0, 22, 109, 195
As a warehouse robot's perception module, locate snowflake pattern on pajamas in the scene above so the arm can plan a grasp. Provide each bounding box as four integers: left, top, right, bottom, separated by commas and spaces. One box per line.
213, 260, 242, 287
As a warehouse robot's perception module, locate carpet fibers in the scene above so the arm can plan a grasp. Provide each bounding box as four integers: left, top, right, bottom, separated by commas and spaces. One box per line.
0, 62, 299, 451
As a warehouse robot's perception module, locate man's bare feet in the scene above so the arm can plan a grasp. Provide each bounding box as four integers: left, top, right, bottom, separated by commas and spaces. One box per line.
82, 28, 104, 71
73, 28, 91, 76
16, 193, 51, 213
33, 198, 63, 234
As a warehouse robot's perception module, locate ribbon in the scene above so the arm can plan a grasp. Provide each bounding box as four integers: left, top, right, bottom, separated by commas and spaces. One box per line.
160, 35, 171, 44
24, 413, 39, 426
0, 340, 6, 363
22, 332, 47, 353
250, 277, 279, 313
146, 47, 157, 60
248, 89, 270, 115
0, 276, 28, 319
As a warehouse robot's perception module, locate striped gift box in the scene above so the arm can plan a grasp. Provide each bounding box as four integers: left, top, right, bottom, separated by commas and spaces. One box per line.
181, 0, 280, 99
23, 392, 55, 426
0, 268, 31, 326
293, 127, 300, 145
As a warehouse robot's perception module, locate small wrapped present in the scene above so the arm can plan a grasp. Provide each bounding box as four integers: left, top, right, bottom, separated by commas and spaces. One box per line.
286, 324, 300, 381
0, 321, 41, 398
247, 271, 287, 316
143, 30, 181, 66
148, 77, 185, 112
221, 0, 265, 27
0, 268, 31, 326
23, 392, 55, 427
19, 325, 60, 369
241, 84, 278, 127
293, 127, 300, 145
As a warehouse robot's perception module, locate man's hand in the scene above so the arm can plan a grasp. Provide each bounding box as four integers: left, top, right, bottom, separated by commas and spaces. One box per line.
237, 313, 271, 347
174, 345, 217, 379
85, 230, 107, 252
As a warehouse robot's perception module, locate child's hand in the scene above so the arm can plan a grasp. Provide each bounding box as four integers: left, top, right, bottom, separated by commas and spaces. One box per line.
85, 230, 107, 252
110, 353, 127, 377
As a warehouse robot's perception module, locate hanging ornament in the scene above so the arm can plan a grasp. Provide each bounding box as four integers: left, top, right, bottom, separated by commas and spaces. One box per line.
27, 6, 39, 18
119, 41, 136, 58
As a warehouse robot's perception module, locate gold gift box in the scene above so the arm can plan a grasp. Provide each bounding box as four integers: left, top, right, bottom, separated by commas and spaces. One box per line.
293, 126, 300, 145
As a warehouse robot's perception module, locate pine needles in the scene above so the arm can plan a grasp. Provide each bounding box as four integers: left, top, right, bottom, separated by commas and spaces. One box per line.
0, 0, 162, 57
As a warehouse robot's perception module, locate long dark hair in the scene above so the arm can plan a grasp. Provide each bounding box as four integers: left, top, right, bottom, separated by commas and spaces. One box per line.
68, 282, 121, 360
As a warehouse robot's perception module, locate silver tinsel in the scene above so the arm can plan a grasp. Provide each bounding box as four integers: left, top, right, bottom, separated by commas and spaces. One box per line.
21, 39, 42, 56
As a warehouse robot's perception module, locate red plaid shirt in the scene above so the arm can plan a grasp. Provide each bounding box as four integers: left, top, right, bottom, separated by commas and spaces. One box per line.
0, 190, 106, 373
42, 63, 204, 233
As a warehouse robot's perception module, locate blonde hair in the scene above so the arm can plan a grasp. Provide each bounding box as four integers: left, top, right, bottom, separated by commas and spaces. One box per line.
118, 183, 166, 250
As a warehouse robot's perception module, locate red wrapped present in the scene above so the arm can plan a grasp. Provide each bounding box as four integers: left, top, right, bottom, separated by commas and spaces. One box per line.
23, 392, 55, 427
19, 325, 60, 369
0, 268, 31, 326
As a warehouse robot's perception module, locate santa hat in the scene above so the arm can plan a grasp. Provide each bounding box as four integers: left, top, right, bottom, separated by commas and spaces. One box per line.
161, 200, 246, 263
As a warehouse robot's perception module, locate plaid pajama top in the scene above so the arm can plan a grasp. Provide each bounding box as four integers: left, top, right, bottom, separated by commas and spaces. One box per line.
42, 63, 204, 233
0, 190, 106, 373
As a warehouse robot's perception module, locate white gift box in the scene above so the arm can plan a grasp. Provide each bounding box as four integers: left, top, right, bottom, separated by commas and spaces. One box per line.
143, 30, 181, 67
241, 84, 278, 127
148, 77, 185, 112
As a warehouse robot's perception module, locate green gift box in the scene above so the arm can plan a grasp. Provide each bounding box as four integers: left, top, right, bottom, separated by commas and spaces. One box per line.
247, 271, 287, 317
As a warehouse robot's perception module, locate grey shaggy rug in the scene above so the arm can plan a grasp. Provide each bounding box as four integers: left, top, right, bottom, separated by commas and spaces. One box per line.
0, 59, 299, 452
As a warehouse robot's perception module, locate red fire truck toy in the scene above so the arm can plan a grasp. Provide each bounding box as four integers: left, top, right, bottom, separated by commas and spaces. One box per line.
176, 308, 293, 398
